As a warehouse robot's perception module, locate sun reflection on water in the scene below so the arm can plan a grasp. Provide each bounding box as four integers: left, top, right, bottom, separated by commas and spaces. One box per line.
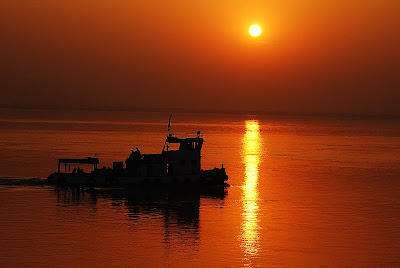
241, 120, 262, 260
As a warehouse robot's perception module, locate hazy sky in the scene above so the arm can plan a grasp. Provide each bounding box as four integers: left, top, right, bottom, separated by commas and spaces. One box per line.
1, 0, 399, 114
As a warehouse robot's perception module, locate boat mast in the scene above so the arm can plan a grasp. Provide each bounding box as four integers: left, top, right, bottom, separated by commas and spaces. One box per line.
168, 115, 172, 137
163, 115, 172, 152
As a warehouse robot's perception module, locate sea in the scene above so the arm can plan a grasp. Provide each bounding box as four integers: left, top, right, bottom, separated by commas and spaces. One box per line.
0, 108, 399, 267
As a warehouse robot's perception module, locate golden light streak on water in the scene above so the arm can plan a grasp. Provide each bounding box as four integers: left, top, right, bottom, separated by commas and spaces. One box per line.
241, 120, 262, 261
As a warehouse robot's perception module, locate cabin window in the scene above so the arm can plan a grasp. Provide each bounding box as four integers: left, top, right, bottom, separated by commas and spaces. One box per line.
169, 143, 180, 151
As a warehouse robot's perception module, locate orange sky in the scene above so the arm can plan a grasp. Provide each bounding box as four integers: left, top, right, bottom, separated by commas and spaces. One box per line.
1, 0, 399, 115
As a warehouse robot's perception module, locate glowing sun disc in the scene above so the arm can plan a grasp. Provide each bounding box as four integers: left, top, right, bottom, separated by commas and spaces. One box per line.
249, 25, 261, 37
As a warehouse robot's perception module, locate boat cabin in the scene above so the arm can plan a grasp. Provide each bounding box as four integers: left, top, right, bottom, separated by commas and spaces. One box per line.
125, 135, 203, 177
162, 136, 203, 176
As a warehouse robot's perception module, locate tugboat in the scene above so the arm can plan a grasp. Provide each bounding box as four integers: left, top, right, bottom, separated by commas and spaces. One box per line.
47, 117, 228, 187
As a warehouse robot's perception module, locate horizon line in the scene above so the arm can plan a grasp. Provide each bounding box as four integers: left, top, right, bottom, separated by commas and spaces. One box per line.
1, 104, 400, 119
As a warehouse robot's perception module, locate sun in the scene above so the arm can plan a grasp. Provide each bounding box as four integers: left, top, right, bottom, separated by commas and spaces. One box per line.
249, 25, 261, 37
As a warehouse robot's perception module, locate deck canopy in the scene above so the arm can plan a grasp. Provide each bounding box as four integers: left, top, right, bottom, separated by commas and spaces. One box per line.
58, 157, 99, 165
57, 157, 99, 173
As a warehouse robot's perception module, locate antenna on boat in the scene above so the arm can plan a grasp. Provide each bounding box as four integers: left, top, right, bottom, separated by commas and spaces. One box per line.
168, 115, 172, 137
163, 115, 172, 152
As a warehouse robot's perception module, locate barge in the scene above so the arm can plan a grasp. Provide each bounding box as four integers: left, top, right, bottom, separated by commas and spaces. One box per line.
47, 118, 228, 187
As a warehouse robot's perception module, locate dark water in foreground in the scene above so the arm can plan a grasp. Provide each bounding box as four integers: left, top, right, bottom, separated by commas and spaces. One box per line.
0, 109, 400, 267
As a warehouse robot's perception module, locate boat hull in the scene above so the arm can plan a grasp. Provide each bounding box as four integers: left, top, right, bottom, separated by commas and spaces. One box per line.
47, 170, 228, 188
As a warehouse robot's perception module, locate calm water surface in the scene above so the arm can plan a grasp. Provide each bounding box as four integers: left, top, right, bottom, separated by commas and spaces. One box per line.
0, 109, 400, 267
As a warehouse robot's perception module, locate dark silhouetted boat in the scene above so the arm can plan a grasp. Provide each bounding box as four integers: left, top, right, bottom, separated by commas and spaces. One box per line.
47, 117, 228, 187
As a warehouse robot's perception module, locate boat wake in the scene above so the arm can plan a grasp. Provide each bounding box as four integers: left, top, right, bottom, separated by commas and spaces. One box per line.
0, 178, 47, 186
